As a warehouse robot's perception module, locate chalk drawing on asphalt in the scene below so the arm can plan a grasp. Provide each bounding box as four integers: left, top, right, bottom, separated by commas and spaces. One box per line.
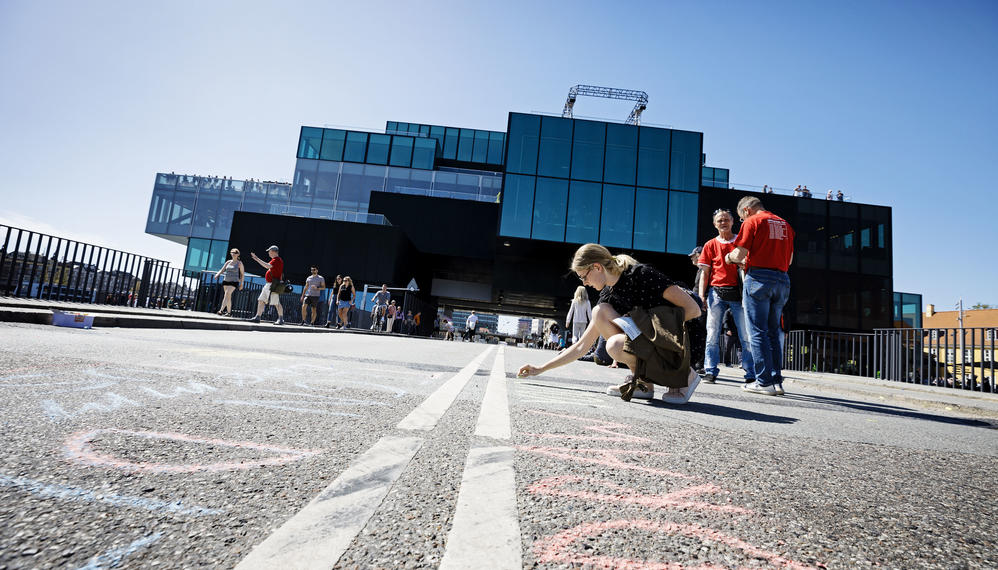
0, 473, 223, 516
74, 531, 164, 570
216, 399, 365, 417
527, 475, 751, 515
65, 429, 321, 473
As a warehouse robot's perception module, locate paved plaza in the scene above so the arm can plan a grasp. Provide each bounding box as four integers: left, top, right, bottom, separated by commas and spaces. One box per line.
0, 322, 996, 569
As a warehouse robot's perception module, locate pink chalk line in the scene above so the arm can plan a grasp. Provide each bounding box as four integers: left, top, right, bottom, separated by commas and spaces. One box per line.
517, 445, 693, 479
65, 429, 321, 473
525, 409, 653, 443
527, 476, 752, 515
533, 519, 818, 570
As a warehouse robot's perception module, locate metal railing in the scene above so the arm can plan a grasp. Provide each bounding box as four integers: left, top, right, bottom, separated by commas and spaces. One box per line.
784, 327, 996, 393
0, 224, 201, 309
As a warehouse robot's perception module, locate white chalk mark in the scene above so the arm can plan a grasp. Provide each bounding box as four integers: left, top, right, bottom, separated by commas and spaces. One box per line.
42, 393, 142, 421
139, 381, 217, 398
235, 435, 423, 570
0, 473, 222, 517
75, 531, 163, 570
216, 400, 364, 417
440, 446, 521, 570
475, 346, 511, 440
397, 346, 495, 431
295, 380, 407, 398
253, 389, 389, 406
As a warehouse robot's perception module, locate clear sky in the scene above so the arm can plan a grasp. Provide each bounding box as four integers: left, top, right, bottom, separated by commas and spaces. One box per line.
1, 0, 995, 309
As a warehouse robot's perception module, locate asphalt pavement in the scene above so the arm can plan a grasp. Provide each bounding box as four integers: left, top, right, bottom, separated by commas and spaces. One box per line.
0, 322, 995, 569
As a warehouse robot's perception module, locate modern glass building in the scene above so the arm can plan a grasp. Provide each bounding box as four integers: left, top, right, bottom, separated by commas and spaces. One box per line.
146, 107, 897, 332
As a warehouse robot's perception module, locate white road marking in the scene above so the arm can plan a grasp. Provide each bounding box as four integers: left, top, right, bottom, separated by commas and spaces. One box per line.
397, 346, 494, 431
234, 435, 423, 570
475, 346, 511, 440
440, 446, 521, 570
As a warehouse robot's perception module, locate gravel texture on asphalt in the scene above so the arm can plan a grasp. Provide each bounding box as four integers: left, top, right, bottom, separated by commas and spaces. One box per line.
0, 323, 996, 569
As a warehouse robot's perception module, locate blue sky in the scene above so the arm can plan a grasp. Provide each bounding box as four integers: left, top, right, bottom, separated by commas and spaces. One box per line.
1, 0, 995, 308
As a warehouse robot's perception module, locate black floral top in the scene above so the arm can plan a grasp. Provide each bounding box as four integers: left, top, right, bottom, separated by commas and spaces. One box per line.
598, 263, 678, 316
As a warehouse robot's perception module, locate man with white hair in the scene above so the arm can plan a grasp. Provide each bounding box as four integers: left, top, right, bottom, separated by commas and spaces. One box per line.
248, 245, 285, 325
724, 197, 794, 395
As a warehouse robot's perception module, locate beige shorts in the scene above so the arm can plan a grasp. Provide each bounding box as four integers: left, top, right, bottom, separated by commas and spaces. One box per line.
257, 283, 281, 306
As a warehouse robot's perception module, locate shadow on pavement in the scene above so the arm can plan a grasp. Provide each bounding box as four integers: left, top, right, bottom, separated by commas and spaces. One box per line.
780, 393, 996, 428
647, 400, 798, 424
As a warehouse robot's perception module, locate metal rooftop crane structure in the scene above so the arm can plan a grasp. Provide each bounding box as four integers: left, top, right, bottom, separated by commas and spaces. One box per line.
561, 84, 649, 125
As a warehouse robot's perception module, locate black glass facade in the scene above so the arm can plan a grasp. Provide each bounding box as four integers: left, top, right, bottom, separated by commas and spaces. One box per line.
499, 113, 703, 254
298, 127, 437, 170
386, 121, 505, 166
701, 166, 730, 189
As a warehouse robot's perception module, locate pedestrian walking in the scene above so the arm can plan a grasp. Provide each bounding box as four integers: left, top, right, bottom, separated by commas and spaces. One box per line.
386, 300, 398, 333
247, 245, 284, 325
465, 311, 479, 341
696, 208, 755, 384
565, 286, 592, 344
517, 243, 704, 404
724, 196, 795, 396
370, 284, 391, 331
214, 248, 244, 316
324, 275, 343, 327
300, 265, 325, 326
334, 276, 356, 329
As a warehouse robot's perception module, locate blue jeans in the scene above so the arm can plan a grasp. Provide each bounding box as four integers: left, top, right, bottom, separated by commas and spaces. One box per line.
703, 288, 754, 379
743, 269, 791, 386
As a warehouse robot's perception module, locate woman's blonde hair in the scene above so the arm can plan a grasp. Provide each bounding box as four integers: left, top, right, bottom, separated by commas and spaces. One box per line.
571, 243, 637, 276
573, 286, 588, 304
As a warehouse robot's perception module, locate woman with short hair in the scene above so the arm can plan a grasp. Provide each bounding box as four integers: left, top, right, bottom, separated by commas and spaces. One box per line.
214, 249, 244, 316
518, 243, 704, 404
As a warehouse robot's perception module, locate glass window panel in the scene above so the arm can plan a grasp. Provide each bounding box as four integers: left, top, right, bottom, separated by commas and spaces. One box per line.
795, 270, 828, 327
604, 123, 637, 185
666, 191, 697, 254
829, 273, 859, 329
167, 192, 196, 236
432, 171, 459, 194
456, 173, 481, 196
386, 121, 397, 133
829, 202, 858, 272
443, 127, 459, 160
715, 168, 729, 186
389, 136, 414, 167
565, 180, 601, 244
214, 194, 242, 240
343, 131, 368, 162
265, 183, 290, 214
633, 188, 668, 252
320, 129, 345, 161
506, 113, 540, 175
208, 239, 230, 273
191, 193, 218, 239
794, 199, 827, 269
412, 138, 436, 169
429, 126, 445, 151
571, 120, 605, 182
637, 127, 670, 188
499, 174, 535, 238
291, 159, 318, 206
600, 184, 634, 248
531, 177, 568, 241
184, 238, 211, 273
241, 181, 268, 213
314, 160, 340, 210
488, 132, 505, 164
386, 167, 412, 194
297, 127, 322, 159
537, 116, 573, 179
155, 173, 177, 192
408, 123, 419, 134
457, 128, 474, 162
419, 125, 430, 136
472, 130, 489, 163
669, 130, 702, 191
366, 134, 390, 165
146, 188, 174, 234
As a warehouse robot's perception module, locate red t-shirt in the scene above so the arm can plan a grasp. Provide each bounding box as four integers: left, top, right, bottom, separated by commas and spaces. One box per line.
697, 237, 741, 287
732, 211, 794, 272
265, 256, 283, 283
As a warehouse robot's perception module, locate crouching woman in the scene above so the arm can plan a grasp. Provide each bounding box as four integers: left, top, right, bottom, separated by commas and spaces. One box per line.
517, 243, 704, 404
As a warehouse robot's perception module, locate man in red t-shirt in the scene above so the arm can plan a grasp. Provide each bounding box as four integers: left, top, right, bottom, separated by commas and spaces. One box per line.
725, 196, 794, 396
248, 245, 285, 325
696, 208, 755, 384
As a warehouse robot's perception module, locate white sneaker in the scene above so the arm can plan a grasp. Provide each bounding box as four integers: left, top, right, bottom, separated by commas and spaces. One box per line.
606, 384, 654, 400
742, 381, 778, 395
661, 369, 700, 404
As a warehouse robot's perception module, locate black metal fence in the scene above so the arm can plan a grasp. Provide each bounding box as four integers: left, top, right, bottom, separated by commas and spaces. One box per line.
0, 224, 200, 308
784, 327, 996, 393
